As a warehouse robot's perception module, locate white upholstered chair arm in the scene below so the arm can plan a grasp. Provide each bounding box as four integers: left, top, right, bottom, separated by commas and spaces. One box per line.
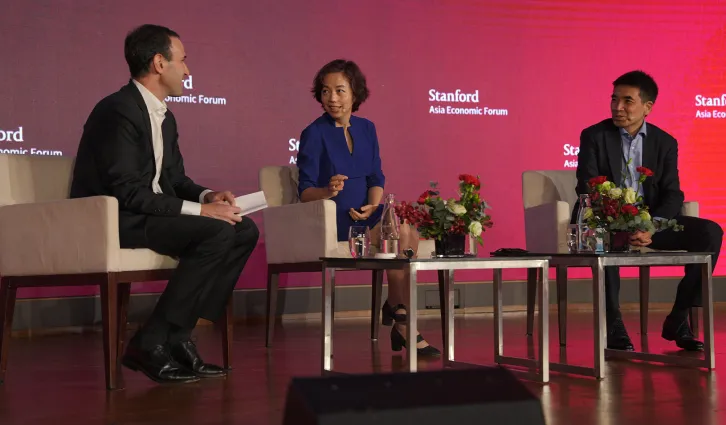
637, 201, 700, 253
262, 199, 338, 264
682, 201, 698, 218
0, 196, 120, 276
523, 201, 572, 254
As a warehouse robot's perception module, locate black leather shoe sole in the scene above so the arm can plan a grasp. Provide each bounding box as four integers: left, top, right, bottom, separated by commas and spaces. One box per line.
122, 356, 201, 384
190, 368, 227, 378
674, 340, 704, 351
607, 343, 634, 351
171, 358, 227, 378
661, 331, 704, 352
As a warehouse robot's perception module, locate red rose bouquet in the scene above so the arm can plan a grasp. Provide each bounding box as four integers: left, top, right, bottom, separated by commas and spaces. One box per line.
394, 174, 493, 245
583, 166, 683, 234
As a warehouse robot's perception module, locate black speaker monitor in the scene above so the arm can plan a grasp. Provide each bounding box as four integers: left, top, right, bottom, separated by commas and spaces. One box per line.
283, 366, 545, 425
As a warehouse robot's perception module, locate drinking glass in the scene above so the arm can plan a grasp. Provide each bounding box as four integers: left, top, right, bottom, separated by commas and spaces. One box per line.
348, 225, 371, 258
565, 225, 578, 253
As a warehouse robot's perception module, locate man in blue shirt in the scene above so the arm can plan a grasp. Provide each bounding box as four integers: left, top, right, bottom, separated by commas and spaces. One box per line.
574, 70, 723, 352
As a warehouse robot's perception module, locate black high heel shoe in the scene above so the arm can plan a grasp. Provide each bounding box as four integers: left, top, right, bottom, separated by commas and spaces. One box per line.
381, 300, 396, 326
391, 327, 441, 357
382, 301, 441, 357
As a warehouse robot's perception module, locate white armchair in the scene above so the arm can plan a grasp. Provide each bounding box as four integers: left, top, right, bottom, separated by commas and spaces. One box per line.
0, 154, 233, 390
521, 170, 700, 344
259, 166, 434, 347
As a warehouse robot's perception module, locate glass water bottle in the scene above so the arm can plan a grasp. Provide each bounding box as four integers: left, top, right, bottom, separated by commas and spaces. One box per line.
379, 194, 400, 257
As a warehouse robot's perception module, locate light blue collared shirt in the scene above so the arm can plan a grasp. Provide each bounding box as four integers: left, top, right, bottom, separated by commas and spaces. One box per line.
619, 121, 647, 199
619, 121, 666, 227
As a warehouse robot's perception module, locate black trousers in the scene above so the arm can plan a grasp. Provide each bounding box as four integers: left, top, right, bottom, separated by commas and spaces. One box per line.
138, 215, 259, 330
605, 215, 723, 323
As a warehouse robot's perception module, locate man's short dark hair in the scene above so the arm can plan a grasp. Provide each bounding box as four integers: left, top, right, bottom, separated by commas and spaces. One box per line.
613, 70, 659, 103
124, 24, 180, 78
311, 59, 369, 112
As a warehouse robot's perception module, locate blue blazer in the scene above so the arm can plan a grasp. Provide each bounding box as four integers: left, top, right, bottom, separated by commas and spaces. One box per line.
297, 113, 386, 241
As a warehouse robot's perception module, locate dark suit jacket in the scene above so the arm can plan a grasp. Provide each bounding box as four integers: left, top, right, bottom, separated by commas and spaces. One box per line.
71, 81, 208, 247
572, 118, 684, 223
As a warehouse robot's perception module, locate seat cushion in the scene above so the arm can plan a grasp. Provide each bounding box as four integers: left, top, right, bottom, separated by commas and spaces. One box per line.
117, 248, 178, 272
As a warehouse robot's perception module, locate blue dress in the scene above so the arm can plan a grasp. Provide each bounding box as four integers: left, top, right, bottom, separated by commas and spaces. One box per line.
297, 113, 386, 241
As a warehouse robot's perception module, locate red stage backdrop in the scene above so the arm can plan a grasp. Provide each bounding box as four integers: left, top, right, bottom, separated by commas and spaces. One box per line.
1, 0, 724, 298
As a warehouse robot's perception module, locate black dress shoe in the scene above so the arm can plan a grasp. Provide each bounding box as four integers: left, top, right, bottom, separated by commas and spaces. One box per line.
662, 316, 704, 351
607, 318, 634, 351
170, 340, 227, 378
122, 344, 200, 384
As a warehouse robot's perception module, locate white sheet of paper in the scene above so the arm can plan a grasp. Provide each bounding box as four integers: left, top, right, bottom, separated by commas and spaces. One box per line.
234, 191, 268, 216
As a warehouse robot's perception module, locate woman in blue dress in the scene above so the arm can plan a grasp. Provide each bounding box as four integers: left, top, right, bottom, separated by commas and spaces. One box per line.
296, 59, 440, 357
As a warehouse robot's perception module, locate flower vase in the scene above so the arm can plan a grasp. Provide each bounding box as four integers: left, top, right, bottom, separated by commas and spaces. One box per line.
435, 233, 466, 257
467, 233, 479, 256
605, 231, 631, 252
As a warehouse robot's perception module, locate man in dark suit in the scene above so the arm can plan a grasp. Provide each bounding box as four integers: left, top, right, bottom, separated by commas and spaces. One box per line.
71, 24, 259, 384
575, 70, 723, 352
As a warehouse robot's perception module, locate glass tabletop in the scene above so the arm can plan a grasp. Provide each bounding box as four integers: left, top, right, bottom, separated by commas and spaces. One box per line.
321, 255, 550, 262
511, 251, 714, 258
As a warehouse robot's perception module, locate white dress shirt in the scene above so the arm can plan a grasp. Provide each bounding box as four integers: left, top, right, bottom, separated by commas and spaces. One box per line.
132, 80, 211, 215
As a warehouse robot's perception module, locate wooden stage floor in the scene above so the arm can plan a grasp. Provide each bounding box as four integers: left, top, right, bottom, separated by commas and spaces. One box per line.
0, 307, 724, 425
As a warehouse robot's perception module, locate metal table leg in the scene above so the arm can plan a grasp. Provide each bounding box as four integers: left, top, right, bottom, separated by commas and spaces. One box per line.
444, 269, 455, 361
493, 268, 503, 360
407, 263, 418, 372
539, 262, 550, 383
321, 265, 335, 372
703, 258, 715, 370
593, 258, 606, 379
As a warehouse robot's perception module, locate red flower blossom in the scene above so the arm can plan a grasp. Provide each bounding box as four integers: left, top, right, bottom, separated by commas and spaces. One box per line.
602, 198, 620, 218
636, 166, 654, 177
621, 204, 639, 216
395, 200, 438, 228
449, 218, 468, 235
417, 191, 431, 204
458, 174, 481, 188
588, 176, 608, 187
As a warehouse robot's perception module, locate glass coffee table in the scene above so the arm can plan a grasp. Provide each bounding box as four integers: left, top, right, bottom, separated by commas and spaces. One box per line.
320, 256, 551, 382
515, 251, 715, 379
